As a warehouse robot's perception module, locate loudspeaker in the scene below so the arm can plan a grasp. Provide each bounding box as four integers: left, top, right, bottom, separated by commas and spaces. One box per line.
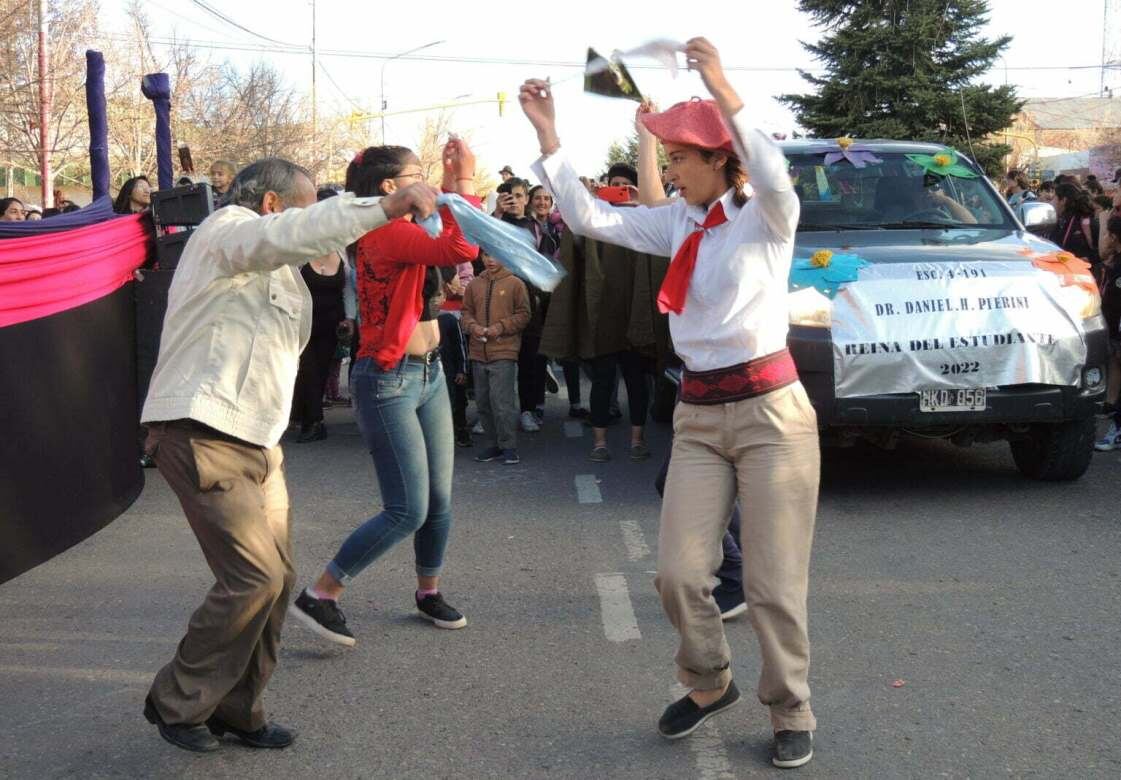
150, 182, 214, 227
134, 269, 175, 409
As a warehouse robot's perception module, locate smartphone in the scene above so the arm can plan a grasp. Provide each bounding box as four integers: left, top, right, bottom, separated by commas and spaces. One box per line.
596, 185, 632, 204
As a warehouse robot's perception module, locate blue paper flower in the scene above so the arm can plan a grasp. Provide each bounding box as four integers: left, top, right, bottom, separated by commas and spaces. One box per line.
788, 251, 868, 298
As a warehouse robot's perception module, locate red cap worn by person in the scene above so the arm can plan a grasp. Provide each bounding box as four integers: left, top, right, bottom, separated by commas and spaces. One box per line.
639, 98, 735, 154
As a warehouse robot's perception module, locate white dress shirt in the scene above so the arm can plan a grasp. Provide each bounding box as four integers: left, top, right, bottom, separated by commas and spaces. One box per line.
142, 194, 389, 447
531, 110, 798, 372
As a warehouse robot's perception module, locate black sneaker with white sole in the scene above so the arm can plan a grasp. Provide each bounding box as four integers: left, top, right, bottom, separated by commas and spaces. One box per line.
415, 592, 467, 629
288, 590, 356, 647
772, 730, 813, 768
657, 680, 740, 739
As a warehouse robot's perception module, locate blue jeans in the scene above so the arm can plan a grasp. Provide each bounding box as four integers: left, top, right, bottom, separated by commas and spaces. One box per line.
328, 356, 455, 581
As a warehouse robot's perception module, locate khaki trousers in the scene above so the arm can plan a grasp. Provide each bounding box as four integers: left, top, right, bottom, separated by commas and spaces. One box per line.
656, 382, 820, 732
145, 420, 295, 731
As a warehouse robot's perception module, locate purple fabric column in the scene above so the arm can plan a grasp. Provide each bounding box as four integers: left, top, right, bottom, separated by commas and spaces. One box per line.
85, 51, 109, 202
140, 73, 173, 190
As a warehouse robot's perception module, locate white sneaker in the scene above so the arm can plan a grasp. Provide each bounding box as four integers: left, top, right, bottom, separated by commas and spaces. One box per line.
520, 411, 541, 432
472, 420, 484, 435
1094, 422, 1120, 451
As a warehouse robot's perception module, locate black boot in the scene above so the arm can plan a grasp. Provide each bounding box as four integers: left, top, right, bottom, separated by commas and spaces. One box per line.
206, 716, 296, 749
144, 696, 220, 753
296, 421, 327, 443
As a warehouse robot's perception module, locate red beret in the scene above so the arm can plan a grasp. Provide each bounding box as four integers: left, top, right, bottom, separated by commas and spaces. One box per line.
639, 98, 734, 154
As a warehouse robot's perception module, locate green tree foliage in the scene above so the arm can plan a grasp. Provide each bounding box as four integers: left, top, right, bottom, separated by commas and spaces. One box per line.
604, 132, 667, 179
780, 0, 1023, 175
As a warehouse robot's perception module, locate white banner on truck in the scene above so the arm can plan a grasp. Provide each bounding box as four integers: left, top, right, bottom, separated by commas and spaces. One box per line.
831, 261, 1087, 398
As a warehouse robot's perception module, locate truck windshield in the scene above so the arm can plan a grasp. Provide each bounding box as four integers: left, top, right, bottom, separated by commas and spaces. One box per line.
786, 152, 1015, 231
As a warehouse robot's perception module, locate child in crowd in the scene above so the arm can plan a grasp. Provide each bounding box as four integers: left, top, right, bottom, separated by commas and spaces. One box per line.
462, 250, 530, 465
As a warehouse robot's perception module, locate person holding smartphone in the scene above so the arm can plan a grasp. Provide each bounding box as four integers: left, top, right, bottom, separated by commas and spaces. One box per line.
521, 38, 821, 769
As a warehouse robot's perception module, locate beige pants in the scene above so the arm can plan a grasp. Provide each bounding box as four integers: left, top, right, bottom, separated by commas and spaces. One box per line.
145, 420, 295, 731
656, 382, 820, 732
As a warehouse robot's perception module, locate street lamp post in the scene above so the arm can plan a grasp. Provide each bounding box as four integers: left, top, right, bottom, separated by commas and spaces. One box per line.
379, 40, 444, 142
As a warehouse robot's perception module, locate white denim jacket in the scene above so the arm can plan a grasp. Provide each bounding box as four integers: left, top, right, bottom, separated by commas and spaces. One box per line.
142, 194, 389, 447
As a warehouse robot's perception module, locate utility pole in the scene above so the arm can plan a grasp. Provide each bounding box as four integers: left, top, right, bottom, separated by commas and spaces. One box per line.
37, 0, 51, 208
310, 0, 317, 138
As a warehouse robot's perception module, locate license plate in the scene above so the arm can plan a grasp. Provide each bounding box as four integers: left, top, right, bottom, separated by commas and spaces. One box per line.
919, 388, 986, 412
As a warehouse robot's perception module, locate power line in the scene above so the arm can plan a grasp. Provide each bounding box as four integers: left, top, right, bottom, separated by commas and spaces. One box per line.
186, 0, 305, 49
94, 32, 1121, 75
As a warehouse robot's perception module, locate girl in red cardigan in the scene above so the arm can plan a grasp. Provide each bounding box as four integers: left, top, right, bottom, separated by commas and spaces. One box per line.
292, 139, 481, 642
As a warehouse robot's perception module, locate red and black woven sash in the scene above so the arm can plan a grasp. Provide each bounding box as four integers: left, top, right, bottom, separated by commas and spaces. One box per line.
680, 349, 798, 405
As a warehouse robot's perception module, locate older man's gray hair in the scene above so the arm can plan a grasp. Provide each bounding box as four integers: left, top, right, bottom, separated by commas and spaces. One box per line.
226, 158, 312, 212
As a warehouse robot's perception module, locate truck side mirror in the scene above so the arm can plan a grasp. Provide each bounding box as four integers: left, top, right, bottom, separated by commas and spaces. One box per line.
1018, 201, 1057, 229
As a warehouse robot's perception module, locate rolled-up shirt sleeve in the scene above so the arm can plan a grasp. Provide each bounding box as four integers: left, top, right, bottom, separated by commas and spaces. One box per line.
728, 112, 799, 241
531, 149, 675, 258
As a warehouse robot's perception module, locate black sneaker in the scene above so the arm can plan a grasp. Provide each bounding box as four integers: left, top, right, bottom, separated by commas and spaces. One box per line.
475, 446, 503, 462
772, 730, 813, 768
288, 590, 356, 647
714, 586, 747, 621
503, 448, 520, 465
657, 681, 740, 739
416, 592, 467, 629
455, 429, 473, 448
568, 406, 589, 419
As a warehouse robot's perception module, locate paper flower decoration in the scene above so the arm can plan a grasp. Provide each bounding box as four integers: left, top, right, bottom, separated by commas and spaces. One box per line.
821, 139, 882, 169
789, 251, 869, 298
1031, 250, 1097, 294
904, 148, 979, 179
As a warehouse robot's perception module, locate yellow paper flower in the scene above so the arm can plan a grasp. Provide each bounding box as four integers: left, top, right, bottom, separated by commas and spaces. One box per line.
836, 136, 853, 150
933, 153, 952, 167
811, 249, 833, 268
1054, 251, 1077, 265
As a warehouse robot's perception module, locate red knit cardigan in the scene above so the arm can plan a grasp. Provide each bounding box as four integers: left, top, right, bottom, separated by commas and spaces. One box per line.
356, 194, 481, 369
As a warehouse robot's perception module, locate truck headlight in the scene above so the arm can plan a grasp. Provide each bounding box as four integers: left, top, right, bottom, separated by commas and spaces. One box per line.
788, 286, 832, 328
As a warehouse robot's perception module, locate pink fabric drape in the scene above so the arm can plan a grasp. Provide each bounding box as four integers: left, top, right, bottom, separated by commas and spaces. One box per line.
0, 214, 152, 327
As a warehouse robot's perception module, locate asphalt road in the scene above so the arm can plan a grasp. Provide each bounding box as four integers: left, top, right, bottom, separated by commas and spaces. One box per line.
2, 391, 1119, 779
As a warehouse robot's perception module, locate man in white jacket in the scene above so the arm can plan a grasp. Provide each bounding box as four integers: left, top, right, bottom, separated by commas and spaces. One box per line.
140, 158, 436, 753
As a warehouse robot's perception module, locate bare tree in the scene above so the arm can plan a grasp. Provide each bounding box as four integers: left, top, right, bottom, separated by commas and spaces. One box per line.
0, 0, 99, 197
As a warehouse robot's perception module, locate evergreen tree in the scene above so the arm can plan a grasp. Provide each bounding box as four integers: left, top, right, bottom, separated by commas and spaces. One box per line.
780, 0, 1022, 175
603, 133, 667, 178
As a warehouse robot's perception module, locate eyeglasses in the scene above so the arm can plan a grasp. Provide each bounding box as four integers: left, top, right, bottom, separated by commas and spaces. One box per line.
394, 171, 424, 182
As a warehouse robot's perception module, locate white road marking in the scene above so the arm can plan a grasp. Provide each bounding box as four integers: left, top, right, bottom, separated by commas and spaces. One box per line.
594, 574, 641, 642
0, 664, 151, 684
575, 474, 602, 504
564, 421, 585, 438
670, 684, 736, 780
619, 520, 651, 561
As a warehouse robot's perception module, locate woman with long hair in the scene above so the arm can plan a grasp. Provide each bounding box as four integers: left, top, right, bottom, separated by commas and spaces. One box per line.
521, 38, 819, 769
113, 176, 152, 214
290, 138, 479, 644
528, 184, 589, 419
1051, 182, 1100, 267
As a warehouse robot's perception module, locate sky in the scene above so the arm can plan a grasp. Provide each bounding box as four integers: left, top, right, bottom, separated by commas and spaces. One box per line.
101, 0, 1119, 180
